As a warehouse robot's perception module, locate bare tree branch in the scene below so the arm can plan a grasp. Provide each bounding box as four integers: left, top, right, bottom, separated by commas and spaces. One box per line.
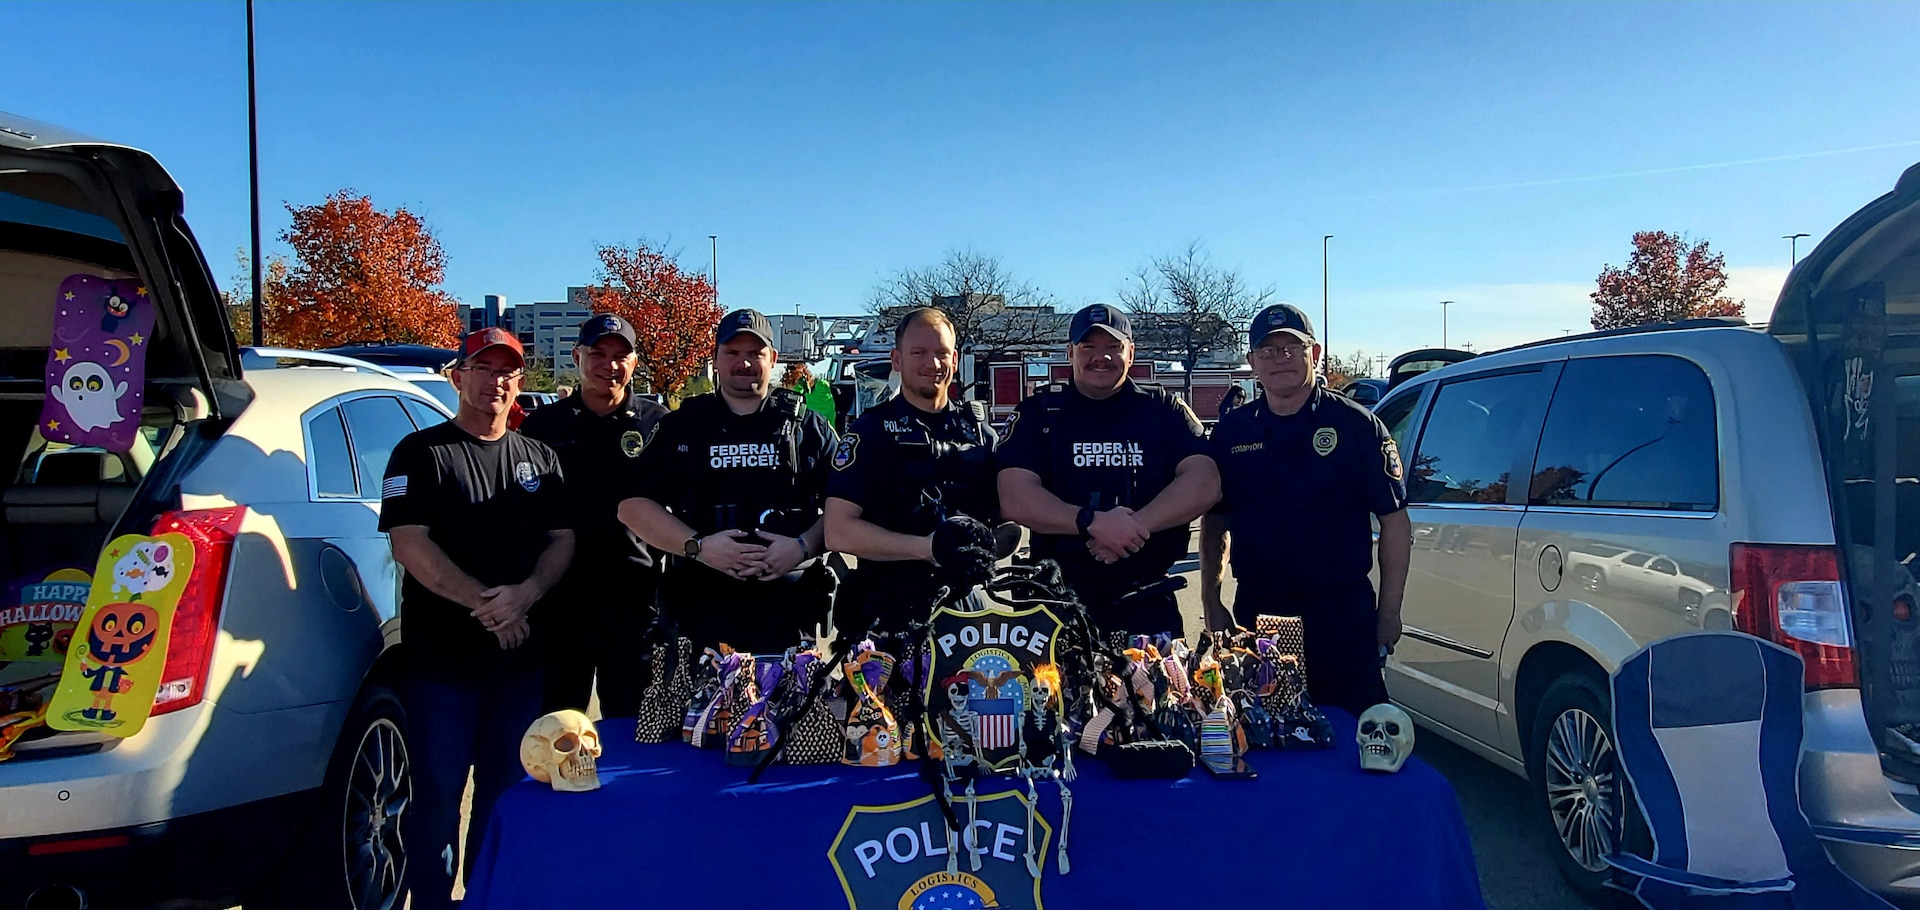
868, 248, 1065, 356
1119, 241, 1273, 395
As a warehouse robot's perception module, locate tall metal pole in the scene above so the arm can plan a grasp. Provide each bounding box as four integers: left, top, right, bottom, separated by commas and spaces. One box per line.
1784, 232, 1809, 268
709, 235, 718, 301
1321, 234, 1332, 349
1440, 300, 1453, 349
247, 0, 264, 345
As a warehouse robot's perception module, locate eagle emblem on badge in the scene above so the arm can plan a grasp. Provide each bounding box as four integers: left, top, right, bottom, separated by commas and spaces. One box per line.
926, 604, 1062, 772
1312, 427, 1338, 456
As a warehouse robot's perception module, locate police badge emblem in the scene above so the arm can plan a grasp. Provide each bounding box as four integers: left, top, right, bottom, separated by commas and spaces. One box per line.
620, 430, 646, 458
833, 433, 860, 471
515, 461, 541, 492
926, 605, 1062, 773
1312, 427, 1338, 456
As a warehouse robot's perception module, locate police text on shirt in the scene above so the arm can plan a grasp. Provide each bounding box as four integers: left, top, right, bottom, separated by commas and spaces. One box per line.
1071, 441, 1145, 467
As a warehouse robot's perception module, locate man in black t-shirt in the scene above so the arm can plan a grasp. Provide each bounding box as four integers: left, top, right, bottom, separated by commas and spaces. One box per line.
619, 309, 838, 654
997, 304, 1220, 637
379, 328, 573, 910
520, 313, 668, 716
1201, 304, 1411, 715
825, 308, 999, 634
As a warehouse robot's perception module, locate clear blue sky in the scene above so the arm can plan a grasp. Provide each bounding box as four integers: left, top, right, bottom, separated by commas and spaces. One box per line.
11, 1, 1920, 359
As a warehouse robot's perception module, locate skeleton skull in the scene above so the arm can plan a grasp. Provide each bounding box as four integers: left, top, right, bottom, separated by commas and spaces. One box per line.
520, 710, 603, 792
1357, 703, 1414, 773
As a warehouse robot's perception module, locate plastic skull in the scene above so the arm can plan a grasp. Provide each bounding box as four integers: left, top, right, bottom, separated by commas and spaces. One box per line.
520, 710, 603, 792
1357, 703, 1414, 773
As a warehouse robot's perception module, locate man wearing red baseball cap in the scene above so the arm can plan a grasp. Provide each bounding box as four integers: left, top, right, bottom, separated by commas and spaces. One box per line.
380, 326, 575, 909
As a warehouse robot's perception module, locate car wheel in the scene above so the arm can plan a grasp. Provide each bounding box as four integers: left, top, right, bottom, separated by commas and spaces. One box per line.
1527, 673, 1644, 894
280, 685, 413, 910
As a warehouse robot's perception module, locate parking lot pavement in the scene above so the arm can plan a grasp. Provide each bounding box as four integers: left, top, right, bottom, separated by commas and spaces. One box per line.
1172, 554, 1598, 910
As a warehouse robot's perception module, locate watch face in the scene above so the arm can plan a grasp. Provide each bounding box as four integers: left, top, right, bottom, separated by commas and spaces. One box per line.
684, 537, 700, 558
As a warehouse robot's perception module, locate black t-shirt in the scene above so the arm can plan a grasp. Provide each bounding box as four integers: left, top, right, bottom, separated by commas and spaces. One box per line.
518, 389, 668, 574
827, 394, 999, 606
1210, 384, 1407, 597
996, 380, 1210, 604
379, 422, 569, 676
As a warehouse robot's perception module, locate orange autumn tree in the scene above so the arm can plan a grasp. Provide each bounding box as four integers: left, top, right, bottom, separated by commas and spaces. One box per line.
584, 241, 722, 395
266, 190, 461, 349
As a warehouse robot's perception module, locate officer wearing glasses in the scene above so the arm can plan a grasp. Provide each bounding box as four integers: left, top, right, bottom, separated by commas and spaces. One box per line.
1199, 304, 1412, 715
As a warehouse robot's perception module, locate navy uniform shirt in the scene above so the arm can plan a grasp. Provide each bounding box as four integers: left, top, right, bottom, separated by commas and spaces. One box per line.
827, 394, 999, 606
1209, 383, 1408, 597
518, 388, 669, 573
379, 422, 568, 677
997, 380, 1210, 604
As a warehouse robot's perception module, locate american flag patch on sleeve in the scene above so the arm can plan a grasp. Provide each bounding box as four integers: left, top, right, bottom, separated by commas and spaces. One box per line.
382, 476, 408, 499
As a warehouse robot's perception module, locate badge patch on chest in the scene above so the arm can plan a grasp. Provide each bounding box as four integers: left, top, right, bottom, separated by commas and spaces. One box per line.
515, 461, 540, 492
833, 433, 859, 470
620, 430, 645, 458
1312, 427, 1338, 456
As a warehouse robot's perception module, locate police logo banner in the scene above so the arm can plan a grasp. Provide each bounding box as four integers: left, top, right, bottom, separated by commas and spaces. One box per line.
927, 604, 1063, 773
829, 791, 1050, 910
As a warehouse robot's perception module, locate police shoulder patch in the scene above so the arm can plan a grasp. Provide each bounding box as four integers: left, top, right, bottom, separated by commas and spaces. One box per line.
833, 433, 860, 470
1384, 437, 1403, 481
1312, 427, 1338, 456
1174, 397, 1203, 436
1000, 410, 1020, 442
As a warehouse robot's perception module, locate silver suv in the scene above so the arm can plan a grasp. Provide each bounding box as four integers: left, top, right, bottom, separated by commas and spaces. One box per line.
1375, 159, 1920, 903
0, 113, 441, 909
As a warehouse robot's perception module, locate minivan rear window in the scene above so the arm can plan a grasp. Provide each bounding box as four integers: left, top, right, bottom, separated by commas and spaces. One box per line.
1528, 355, 1719, 512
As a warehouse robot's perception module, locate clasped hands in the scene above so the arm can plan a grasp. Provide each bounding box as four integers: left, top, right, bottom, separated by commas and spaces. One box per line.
696, 529, 808, 581
471, 582, 535, 649
1086, 507, 1150, 564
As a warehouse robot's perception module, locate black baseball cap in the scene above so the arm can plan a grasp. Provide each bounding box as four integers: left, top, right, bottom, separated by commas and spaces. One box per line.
1249, 303, 1316, 348
577, 313, 637, 350
716, 309, 776, 346
1068, 304, 1132, 343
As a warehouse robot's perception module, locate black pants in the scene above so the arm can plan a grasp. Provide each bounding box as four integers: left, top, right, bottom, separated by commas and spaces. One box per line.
539, 568, 658, 717
656, 560, 834, 655
1234, 581, 1388, 717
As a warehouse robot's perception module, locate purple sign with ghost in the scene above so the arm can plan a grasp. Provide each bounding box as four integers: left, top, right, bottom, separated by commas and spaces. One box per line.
38, 274, 155, 453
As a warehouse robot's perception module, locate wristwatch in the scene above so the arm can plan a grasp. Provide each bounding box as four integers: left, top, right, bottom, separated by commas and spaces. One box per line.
1076, 505, 1097, 538
683, 535, 703, 559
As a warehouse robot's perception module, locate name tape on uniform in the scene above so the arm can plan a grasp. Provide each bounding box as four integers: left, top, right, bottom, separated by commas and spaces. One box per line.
1069, 441, 1145, 468
709, 442, 781, 469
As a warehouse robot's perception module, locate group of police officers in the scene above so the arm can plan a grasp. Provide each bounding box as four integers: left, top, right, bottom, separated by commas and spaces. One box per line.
377, 300, 1412, 908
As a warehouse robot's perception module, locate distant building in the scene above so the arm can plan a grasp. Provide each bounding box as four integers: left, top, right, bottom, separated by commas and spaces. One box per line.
457, 294, 513, 334
512, 290, 591, 375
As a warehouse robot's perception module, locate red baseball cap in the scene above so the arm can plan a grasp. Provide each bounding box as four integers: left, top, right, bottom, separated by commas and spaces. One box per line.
461, 327, 525, 366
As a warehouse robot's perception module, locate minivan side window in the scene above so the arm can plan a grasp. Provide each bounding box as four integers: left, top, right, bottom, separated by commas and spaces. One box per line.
309, 407, 357, 498
1408, 371, 1549, 504
1529, 355, 1718, 511
342, 396, 418, 502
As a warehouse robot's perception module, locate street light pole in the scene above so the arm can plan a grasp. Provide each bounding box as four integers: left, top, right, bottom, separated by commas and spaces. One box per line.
1785, 232, 1810, 268
246, 0, 263, 346
1321, 234, 1332, 350
1440, 300, 1453, 349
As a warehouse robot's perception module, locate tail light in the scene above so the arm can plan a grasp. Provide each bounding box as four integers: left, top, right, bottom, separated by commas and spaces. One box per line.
1731, 543, 1857, 689
150, 506, 245, 716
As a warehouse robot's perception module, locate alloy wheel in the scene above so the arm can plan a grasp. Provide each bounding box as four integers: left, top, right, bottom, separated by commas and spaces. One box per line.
1544, 707, 1620, 872
343, 716, 410, 910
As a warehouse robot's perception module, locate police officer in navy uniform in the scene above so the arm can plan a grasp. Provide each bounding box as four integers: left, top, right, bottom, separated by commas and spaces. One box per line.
518, 313, 669, 715
997, 304, 1220, 638
825, 307, 1000, 634
1199, 303, 1411, 716
619, 309, 838, 654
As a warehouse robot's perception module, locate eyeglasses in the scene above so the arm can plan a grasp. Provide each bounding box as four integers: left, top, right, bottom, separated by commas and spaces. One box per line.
1251, 343, 1310, 362
458, 365, 525, 382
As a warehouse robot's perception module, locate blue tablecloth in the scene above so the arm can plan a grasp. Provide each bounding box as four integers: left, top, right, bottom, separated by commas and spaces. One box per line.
465, 712, 1485, 909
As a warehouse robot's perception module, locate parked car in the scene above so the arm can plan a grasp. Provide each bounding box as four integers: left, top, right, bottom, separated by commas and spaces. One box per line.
319, 343, 460, 415
1372, 159, 1920, 904
1337, 377, 1388, 406
0, 111, 446, 909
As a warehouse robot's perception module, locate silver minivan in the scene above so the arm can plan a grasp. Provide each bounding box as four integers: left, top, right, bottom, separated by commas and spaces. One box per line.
1376, 159, 1920, 902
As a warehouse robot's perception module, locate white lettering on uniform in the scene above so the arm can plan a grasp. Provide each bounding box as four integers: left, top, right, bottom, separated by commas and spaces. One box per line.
708, 443, 782, 469
1069, 441, 1145, 468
